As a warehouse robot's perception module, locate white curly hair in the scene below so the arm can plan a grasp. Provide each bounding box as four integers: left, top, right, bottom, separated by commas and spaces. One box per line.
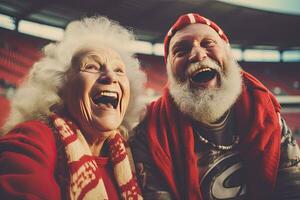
2, 16, 146, 134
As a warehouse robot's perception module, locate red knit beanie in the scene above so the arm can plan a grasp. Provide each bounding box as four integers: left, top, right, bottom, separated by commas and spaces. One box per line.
164, 13, 229, 63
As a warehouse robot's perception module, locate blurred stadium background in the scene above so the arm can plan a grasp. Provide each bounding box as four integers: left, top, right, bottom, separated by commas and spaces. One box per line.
0, 0, 299, 139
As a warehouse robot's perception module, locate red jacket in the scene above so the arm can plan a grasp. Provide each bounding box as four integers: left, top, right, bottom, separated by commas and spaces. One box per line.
142, 71, 281, 200
0, 120, 120, 200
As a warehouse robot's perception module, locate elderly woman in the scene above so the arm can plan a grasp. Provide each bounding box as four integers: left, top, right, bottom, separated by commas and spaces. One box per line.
0, 16, 145, 199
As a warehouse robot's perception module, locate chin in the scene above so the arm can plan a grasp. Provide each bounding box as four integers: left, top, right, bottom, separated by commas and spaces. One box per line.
98, 121, 120, 132
168, 58, 242, 123
89, 114, 121, 132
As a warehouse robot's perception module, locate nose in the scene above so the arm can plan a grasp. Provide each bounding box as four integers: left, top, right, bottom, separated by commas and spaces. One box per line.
188, 45, 207, 63
97, 69, 117, 84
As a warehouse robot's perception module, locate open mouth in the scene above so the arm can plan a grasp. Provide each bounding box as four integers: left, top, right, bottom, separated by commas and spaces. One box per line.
92, 91, 119, 109
190, 67, 217, 84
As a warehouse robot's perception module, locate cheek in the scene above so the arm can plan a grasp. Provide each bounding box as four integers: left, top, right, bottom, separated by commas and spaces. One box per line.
80, 74, 95, 90
74, 82, 86, 97
121, 79, 130, 107
212, 44, 229, 68
65, 76, 93, 110
75, 74, 97, 100
63, 81, 83, 121
64, 78, 80, 102
172, 58, 190, 81
171, 57, 185, 76
223, 47, 234, 67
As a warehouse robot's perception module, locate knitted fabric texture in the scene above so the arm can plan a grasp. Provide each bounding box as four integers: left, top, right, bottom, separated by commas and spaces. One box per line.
144, 71, 281, 200
164, 13, 229, 63
51, 114, 142, 200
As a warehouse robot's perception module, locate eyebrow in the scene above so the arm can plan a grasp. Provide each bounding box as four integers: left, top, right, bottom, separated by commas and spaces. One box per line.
77, 50, 124, 65
171, 40, 190, 49
87, 54, 103, 62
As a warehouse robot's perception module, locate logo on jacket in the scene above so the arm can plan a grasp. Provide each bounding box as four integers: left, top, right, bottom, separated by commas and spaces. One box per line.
201, 152, 247, 200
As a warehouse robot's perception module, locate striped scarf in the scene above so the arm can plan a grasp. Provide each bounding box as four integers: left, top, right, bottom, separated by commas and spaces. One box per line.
145, 71, 281, 200
51, 114, 143, 200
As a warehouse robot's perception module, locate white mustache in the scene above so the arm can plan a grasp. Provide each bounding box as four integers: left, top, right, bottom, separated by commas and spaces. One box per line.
187, 59, 221, 76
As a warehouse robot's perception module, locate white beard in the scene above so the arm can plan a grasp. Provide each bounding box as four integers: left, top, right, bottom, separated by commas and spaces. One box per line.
167, 57, 242, 124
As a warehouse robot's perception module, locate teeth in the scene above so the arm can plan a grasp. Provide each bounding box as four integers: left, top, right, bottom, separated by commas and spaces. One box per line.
93, 91, 118, 102
92, 91, 119, 108
187, 65, 212, 76
100, 91, 117, 98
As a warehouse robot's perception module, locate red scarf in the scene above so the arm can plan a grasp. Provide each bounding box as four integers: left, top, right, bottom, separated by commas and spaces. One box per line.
145, 71, 281, 200
51, 113, 143, 200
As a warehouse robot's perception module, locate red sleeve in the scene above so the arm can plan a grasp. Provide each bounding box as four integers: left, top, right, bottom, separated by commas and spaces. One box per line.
0, 120, 61, 200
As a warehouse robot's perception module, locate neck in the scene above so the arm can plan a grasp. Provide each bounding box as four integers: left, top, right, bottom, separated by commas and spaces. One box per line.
193, 110, 235, 146
85, 130, 116, 156
197, 109, 230, 128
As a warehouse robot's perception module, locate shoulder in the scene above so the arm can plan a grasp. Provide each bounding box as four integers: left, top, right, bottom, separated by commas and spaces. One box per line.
279, 116, 300, 169
3, 120, 53, 135
129, 119, 148, 147
0, 120, 57, 162
273, 116, 300, 198
0, 120, 62, 199
129, 119, 152, 163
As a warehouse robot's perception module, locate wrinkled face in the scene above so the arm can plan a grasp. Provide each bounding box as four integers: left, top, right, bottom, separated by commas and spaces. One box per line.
168, 23, 232, 88
63, 47, 130, 136
167, 24, 242, 123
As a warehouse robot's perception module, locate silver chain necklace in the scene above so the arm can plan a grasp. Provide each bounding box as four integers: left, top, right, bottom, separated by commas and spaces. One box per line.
196, 132, 239, 151
193, 110, 239, 151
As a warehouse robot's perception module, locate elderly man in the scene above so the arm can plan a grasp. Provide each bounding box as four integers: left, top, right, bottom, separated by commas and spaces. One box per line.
130, 13, 300, 200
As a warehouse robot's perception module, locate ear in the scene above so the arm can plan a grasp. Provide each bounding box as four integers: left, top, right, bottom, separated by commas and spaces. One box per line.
223, 43, 236, 64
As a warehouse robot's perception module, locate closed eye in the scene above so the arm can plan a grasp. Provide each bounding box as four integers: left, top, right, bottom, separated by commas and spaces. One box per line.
173, 47, 189, 57
172, 42, 190, 57
201, 40, 216, 48
114, 67, 125, 74
85, 63, 100, 71
175, 50, 186, 56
